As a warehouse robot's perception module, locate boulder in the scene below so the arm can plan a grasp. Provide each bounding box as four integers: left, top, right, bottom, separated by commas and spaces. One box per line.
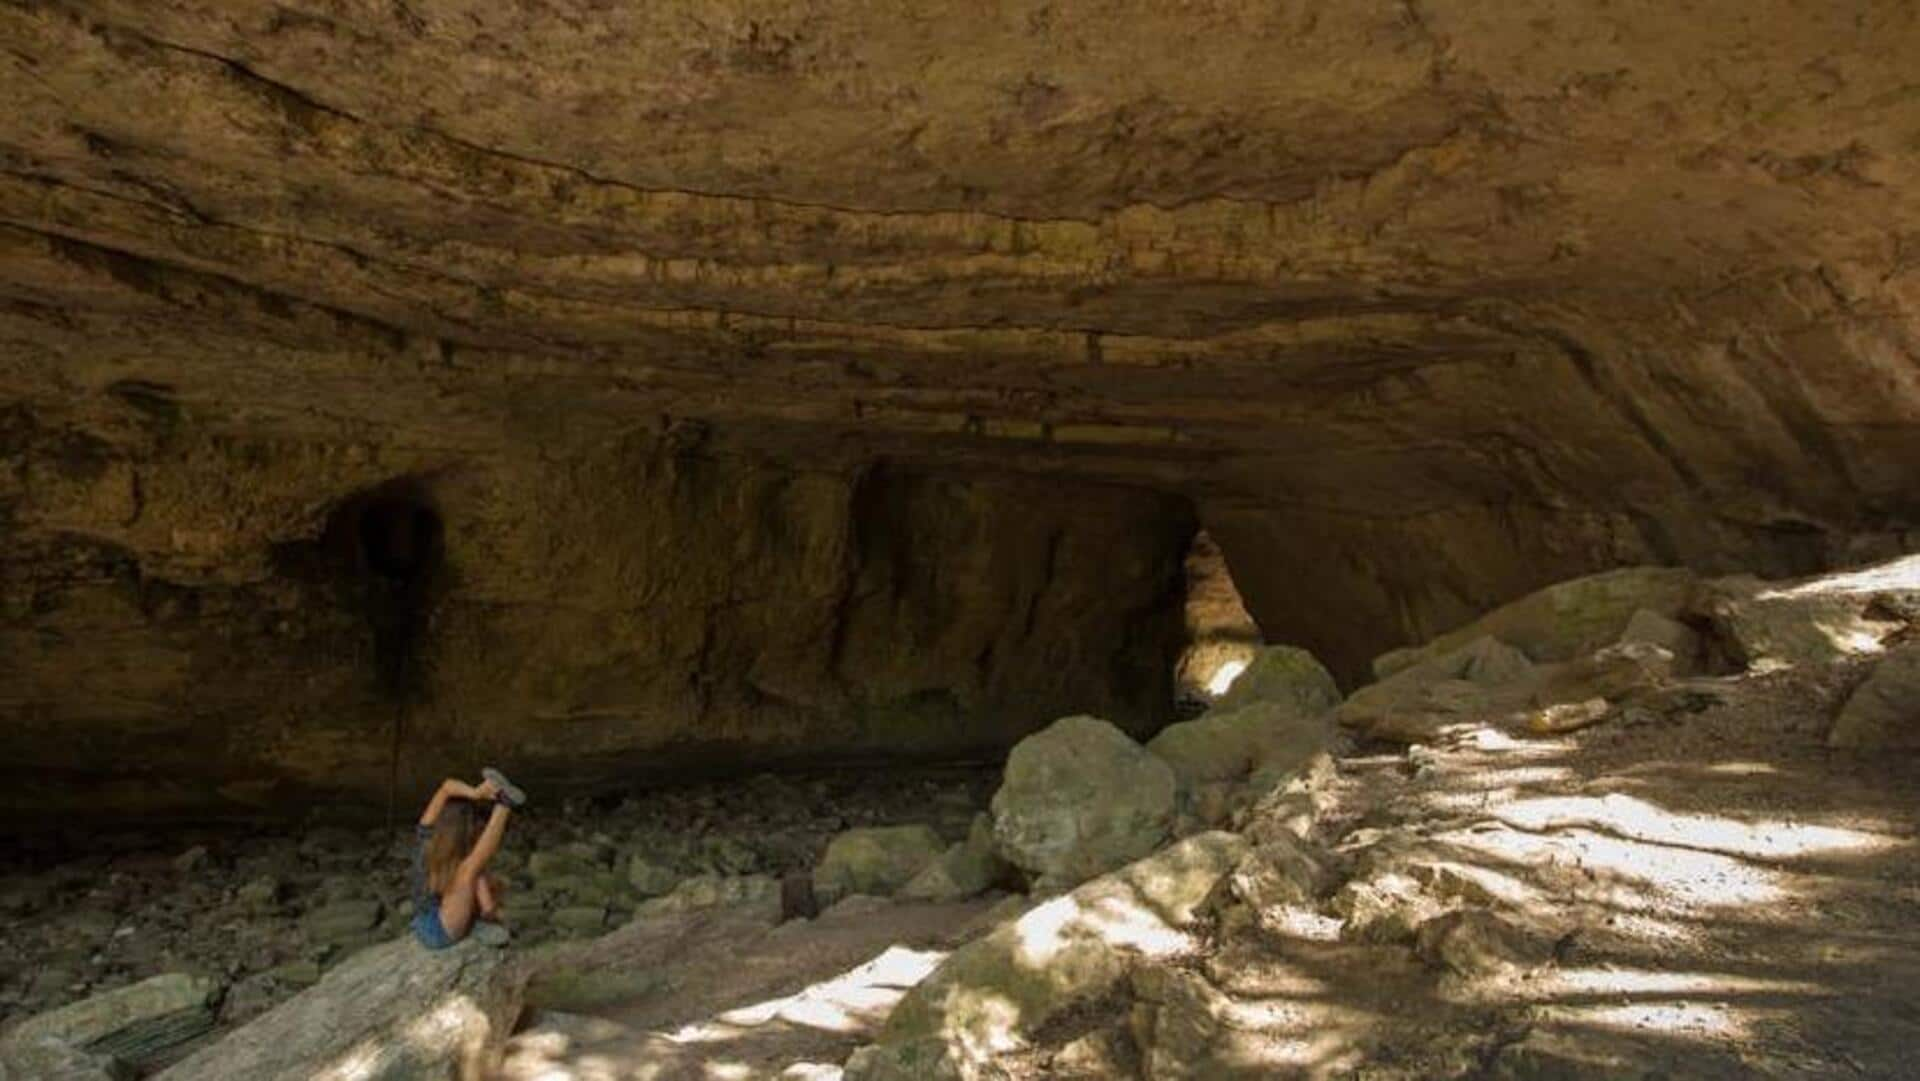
266, 960, 321, 988
901, 815, 1009, 903
813, 825, 946, 904
1047, 1026, 1142, 1080
1338, 637, 1536, 742
1211, 645, 1342, 715
156, 938, 524, 1081
530, 871, 621, 907
989, 716, 1177, 890
1226, 834, 1332, 915
1694, 573, 1901, 671
5, 973, 219, 1072
1525, 698, 1611, 735
1373, 567, 1697, 679
303, 899, 383, 945
1360, 711, 1452, 745
698, 836, 762, 875
1146, 701, 1334, 792
522, 901, 781, 1012
527, 848, 603, 881
549, 905, 608, 932
235, 876, 283, 915
1414, 908, 1547, 978
1129, 964, 1240, 1081
1830, 643, 1920, 749
1530, 641, 1673, 706
626, 856, 680, 898
1616, 608, 1700, 668
220, 972, 287, 1027
0, 1037, 124, 1081
635, 874, 782, 922
1452, 636, 1536, 687
845, 831, 1248, 1081
1239, 755, 1336, 847
1332, 867, 1447, 945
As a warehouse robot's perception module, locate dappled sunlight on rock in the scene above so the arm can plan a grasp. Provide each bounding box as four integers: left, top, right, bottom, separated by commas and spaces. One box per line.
1530, 967, 1830, 1000
699, 947, 946, 1037
494, 902, 989, 1080
1761, 554, 1920, 600
1009, 890, 1190, 963
849, 832, 1246, 1076
1439, 806, 1791, 912
1699, 760, 1778, 776
1571, 1000, 1750, 1041
1464, 726, 1574, 754
1490, 793, 1902, 861
1206, 657, 1250, 696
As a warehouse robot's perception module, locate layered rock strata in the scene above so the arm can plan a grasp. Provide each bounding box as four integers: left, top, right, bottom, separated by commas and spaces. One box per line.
6, 2, 1920, 803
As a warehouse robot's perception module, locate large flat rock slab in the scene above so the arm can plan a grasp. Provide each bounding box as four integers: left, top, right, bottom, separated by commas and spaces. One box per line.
156, 938, 525, 1081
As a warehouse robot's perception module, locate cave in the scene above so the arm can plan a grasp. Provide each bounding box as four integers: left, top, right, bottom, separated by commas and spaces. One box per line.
2, 4, 1919, 1078
331, 481, 444, 699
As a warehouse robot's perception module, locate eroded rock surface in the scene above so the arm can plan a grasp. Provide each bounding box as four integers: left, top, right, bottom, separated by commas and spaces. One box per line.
845, 831, 1249, 1080
156, 937, 524, 1081
7, 2, 1920, 811
1830, 643, 1920, 749
0, 451, 1191, 818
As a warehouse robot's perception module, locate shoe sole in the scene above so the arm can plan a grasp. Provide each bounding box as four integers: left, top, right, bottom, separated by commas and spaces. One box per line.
481, 767, 527, 808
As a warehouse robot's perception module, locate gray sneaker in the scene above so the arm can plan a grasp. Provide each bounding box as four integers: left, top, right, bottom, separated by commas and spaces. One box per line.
471, 920, 511, 948
481, 767, 527, 809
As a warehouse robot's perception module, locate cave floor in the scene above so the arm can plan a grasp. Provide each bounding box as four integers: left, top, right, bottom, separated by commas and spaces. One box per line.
4, 660, 1918, 1080
495, 896, 1001, 1081
1193, 659, 1920, 1079
0, 765, 1000, 1048
495, 661, 1920, 1080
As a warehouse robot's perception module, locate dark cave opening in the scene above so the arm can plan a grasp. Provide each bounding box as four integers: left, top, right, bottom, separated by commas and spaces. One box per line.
320, 480, 445, 703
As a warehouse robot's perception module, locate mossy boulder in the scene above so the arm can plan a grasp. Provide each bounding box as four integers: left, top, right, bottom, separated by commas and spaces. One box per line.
900, 815, 1010, 903
1373, 567, 1696, 679
989, 716, 1177, 891
1212, 645, 1341, 714
1147, 700, 1334, 792
813, 825, 946, 904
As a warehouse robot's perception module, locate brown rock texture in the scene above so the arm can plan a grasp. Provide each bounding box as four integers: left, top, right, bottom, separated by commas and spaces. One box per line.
5, 2, 1920, 805
0, 429, 1191, 818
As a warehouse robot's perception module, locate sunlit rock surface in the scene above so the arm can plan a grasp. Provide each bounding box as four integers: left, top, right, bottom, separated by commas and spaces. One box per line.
157, 937, 523, 1081
846, 831, 1249, 1080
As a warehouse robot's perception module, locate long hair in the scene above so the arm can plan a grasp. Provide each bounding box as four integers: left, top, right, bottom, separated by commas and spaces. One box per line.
425, 799, 479, 894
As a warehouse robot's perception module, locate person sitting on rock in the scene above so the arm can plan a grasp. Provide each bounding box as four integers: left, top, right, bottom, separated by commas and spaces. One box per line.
410, 767, 527, 949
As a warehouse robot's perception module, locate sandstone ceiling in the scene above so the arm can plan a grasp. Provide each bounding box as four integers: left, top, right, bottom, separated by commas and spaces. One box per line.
4, 2, 1920, 799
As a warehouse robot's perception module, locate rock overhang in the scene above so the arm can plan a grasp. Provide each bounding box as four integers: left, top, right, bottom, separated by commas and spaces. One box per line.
4, 1, 1920, 810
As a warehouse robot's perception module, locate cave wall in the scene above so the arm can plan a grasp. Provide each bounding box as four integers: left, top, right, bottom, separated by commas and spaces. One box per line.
0, 413, 1192, 820
5, 2, 1920, 794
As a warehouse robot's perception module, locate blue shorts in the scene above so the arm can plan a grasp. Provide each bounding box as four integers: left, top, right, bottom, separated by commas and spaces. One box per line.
409, 822, 457, 950
411, 904, 456, 950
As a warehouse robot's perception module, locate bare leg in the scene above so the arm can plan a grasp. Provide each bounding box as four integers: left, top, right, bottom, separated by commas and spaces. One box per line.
440, 803, 512, 940
476, 873, 503, 922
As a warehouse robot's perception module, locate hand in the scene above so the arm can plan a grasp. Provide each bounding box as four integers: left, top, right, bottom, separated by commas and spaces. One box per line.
475, 778, 499, 801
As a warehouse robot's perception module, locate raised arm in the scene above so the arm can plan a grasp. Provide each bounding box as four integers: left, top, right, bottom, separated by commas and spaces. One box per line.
419, 777, 483, 826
